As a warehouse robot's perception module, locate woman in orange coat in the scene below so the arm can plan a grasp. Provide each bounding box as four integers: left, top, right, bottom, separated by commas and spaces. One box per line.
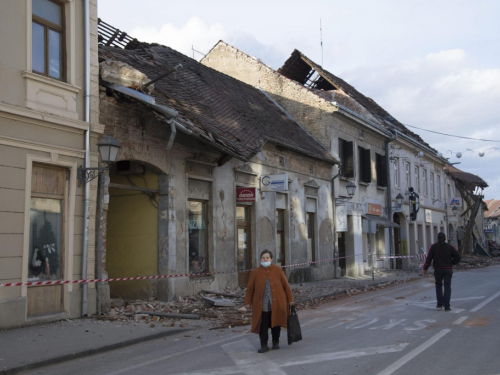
245, 250, 294, 353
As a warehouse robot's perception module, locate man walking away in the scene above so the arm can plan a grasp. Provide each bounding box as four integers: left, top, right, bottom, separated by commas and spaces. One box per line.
423, 232, 461, 311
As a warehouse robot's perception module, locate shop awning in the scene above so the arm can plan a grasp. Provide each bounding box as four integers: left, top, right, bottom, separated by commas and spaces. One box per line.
362, 214, 400, 228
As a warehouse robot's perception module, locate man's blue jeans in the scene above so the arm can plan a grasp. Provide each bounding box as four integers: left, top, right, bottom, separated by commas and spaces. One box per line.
434, 268, 453, 308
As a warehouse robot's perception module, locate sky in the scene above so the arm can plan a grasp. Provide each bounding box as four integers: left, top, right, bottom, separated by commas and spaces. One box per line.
98, 0, 500, 200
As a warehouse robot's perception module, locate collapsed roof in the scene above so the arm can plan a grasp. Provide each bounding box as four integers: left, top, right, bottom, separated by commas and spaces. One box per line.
97, 22, 337, 165
278, 50, 434, 150
444, 164, 488, 192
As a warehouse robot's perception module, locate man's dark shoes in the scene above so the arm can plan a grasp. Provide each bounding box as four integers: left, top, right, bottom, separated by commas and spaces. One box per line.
258, 345, 270, 353
272, 341, 280, 350
445, 306, 451, 311
436, 304, 443, 309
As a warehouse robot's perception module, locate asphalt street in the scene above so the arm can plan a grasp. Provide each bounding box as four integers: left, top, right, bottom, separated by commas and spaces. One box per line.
21, 266, 500, 375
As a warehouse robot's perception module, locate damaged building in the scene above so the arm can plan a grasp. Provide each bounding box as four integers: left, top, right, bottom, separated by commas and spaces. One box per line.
96, 22, 338, 306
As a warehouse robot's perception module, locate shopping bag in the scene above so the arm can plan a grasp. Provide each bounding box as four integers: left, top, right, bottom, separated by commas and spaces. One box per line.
287, 305, 302, 345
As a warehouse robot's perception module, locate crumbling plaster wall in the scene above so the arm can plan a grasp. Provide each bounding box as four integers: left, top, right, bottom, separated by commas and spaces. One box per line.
100, 85, 336, 301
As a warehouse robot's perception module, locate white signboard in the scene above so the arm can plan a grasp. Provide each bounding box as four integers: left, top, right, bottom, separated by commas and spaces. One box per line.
425, 209, 432, 223
449, 197, 463, 208
261, 173, 289, 192
336, 206, 347, 232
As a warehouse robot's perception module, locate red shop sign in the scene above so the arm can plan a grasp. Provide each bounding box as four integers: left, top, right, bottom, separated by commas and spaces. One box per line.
236, 187, 256, 202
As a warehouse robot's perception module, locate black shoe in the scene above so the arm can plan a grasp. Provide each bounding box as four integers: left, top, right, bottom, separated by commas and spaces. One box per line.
445, 306, 451, 311
436, 304, 443, 309
272, 342, 280, 350
258, 345, 269, 353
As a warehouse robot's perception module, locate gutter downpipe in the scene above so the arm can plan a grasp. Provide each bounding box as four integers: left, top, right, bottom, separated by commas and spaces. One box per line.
386, 130, 397, 270
331, 171, 340, 279
81, 0, 90, 316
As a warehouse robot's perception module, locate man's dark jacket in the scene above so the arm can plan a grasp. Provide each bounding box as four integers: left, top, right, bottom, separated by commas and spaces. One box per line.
423, 242, 461, 270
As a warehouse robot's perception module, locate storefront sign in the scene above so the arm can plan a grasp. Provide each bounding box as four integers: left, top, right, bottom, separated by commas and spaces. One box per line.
261, 173, 288, 192
449, 197, 463, 208
236, 187, 256, 202
336, 206, 347, 232
425, 209, 432, 223
367, 203, 382, 216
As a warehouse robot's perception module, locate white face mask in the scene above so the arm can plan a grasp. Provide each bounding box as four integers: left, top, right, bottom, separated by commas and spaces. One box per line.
261, 261, 271, 268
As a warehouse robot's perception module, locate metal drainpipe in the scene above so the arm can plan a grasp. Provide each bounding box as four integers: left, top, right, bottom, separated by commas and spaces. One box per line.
331, 171, 340, 279
81, 0, 90, 316
386, 130, 397, 270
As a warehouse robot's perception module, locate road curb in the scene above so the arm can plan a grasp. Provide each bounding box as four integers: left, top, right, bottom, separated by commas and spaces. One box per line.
0, 328, 185, 375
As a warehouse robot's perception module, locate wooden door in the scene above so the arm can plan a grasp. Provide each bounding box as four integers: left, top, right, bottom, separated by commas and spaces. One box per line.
27, 164, 66, 316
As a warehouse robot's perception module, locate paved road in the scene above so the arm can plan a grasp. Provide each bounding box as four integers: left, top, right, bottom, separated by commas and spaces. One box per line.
22, 266, 500, 375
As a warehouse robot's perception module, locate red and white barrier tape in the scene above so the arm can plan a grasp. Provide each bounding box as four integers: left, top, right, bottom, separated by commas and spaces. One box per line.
0, 253, 426, 287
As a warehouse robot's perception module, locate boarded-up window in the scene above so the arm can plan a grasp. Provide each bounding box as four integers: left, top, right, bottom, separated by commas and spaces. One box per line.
339, 139, 354, 178
376, 153, 387, 187
358, 146, 371, 183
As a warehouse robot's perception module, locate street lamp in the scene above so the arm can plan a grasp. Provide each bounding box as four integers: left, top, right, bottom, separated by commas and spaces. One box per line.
335, 181, 356, 205
392, 193, 404, 209
78, 134, 121, 316
78, 134, 122, 184
452, 206, 458, 217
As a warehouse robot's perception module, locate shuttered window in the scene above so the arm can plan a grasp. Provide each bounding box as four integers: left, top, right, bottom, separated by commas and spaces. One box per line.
376, 153, 387, 187
339, 139, 354, 178
358, 146, 371, 183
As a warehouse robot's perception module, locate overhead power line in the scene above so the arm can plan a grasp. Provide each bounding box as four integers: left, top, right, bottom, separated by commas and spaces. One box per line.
403, 124, 500, 143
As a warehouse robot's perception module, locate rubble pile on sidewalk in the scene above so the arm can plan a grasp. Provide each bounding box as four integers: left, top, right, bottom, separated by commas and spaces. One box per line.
455, 255, 500, 269
97, 289, 252, 329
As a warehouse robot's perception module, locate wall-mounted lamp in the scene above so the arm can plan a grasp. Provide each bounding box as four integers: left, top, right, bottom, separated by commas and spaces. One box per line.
392, 193, 404, 209
335, 181, 356, 205
78, 134, 122, 184
452, 206, 458, 217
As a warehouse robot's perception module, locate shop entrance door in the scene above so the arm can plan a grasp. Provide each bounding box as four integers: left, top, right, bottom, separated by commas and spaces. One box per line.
237, 206, 252, 287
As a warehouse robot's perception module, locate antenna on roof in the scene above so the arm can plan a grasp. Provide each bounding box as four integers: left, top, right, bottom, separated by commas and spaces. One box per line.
320, 19, 323, 68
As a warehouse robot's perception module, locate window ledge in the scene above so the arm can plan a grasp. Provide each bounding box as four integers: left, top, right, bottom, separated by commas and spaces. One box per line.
23, 71, 81, 93
358, 182, 370, 186
376, 185, 387, 191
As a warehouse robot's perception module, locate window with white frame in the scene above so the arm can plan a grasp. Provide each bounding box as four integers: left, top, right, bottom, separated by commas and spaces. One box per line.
393, 158, 400, 187
430, 172, 435, 198
405, 161, 411, 190
447, 183, 451, 199
423, 169, 428, 195
414, 166, 420, 193
437, 175, 441, 199
32, 0, 65, 80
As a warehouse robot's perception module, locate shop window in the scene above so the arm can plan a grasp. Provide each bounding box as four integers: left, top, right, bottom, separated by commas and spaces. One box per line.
306, 212, 316, 263
339, 139, 354, 178
28, 164, 66, 281
188, 200, 208, 274
375, 153, 387, 187
276, 209, 285, 266
32, 0, 64, 80
358, 146, 371, 183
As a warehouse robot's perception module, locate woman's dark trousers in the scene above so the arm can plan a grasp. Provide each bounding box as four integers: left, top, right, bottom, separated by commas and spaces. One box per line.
259, 311, 281, 345
434, 268, 453, 308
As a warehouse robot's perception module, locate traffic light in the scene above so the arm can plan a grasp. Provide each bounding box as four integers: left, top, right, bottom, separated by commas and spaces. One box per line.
408, 187, 420, 221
